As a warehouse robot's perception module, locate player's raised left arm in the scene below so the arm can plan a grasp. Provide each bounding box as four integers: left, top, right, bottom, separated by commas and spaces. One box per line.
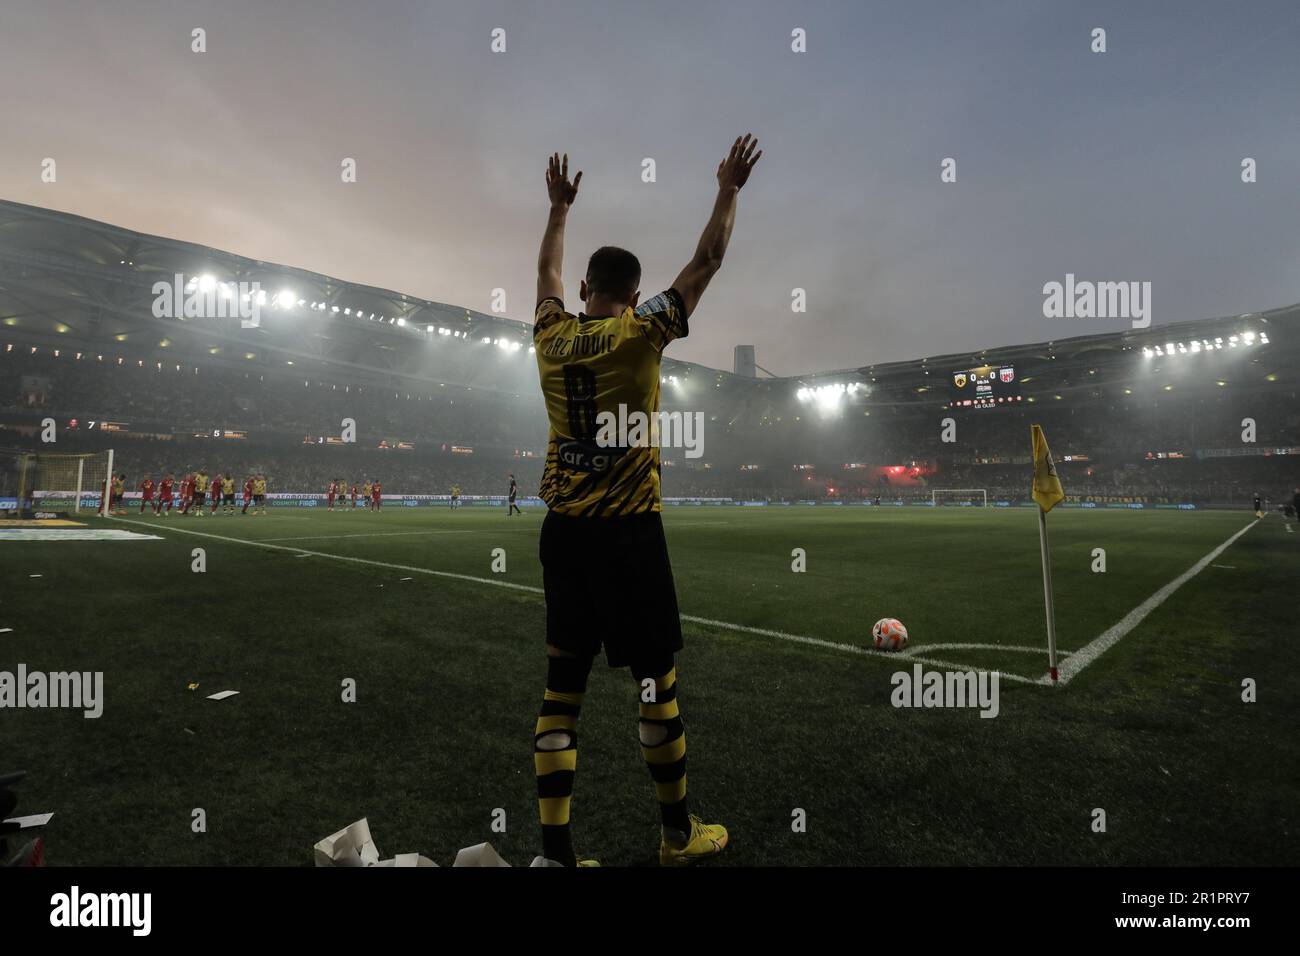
537, 152, 582, 307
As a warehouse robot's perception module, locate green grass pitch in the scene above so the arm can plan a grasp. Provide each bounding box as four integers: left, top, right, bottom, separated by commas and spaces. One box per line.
1, 504, 1296, 866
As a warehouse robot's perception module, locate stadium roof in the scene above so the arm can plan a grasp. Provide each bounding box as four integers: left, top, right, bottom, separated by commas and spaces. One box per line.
0, 199, 736, 400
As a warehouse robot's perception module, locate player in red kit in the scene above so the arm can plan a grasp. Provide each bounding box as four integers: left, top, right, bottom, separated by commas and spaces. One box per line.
242, 476, 254, 515
327, 480, 337, 511
371, 480, 382, 512
138, 476, 155, 514
350, 482, 359, 510
210, 473, 224, 515
156, 474, 175, 516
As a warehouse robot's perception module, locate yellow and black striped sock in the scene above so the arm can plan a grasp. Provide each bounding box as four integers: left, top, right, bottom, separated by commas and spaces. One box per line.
634, 663, 690, 835
534, 654, 590, 866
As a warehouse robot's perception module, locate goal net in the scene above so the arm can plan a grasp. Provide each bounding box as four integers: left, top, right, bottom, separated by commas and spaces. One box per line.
0, 450, 115, 517
931, 488, 988, 507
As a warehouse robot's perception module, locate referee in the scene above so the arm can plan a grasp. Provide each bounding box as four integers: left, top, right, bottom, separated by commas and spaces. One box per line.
507, 474, 521, 516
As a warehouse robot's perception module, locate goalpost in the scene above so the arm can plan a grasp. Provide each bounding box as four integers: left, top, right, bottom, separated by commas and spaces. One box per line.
931, 488, 988, 507
4, 450, 115, 516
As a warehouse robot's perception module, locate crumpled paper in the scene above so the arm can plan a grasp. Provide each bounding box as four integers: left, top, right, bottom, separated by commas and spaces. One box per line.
451, 841, 512, 867
315, 819, 576, 867
313, 818, 436, 868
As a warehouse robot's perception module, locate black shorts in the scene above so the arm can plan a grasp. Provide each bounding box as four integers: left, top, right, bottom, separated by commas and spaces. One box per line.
539, 508, 683, 668
224, 493, 235, 503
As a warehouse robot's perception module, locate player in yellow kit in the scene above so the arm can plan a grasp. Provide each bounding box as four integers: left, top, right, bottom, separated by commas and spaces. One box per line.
253, 475, 267, 515
528, 137, 760, 867
189, 470, 205, 515
189, 468, 205, 515
109, 474, 126, 515
219, 473, 235, 515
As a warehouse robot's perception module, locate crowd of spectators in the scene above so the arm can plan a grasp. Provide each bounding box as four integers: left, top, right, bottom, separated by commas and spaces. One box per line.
3, 346, 1296, 506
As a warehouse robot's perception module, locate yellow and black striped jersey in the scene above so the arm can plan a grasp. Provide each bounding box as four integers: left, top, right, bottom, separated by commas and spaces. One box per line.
194, 474, 207, 492
533, 288, 688, 517
253, 479, 267, 495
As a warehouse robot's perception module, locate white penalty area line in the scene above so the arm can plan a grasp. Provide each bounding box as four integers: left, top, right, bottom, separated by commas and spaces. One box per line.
109, 516, 1037, 682
1043, 518, 1260, 686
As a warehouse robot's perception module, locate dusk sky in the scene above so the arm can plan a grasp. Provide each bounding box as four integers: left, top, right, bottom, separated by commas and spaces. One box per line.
3, 0, 1298, 375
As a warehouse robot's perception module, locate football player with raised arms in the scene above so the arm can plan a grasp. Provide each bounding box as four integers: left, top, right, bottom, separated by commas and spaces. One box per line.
529, 135, 761, 866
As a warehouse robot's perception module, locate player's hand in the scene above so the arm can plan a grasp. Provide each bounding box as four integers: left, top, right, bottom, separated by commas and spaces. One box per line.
716, 134, 761, 191
546, 153, 582, 207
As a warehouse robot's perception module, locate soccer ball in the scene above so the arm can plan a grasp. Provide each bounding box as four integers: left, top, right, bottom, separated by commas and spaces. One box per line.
872, 618, 908, 652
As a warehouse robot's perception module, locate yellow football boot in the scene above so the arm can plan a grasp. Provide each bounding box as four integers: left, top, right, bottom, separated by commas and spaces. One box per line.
659, 814, 728, 866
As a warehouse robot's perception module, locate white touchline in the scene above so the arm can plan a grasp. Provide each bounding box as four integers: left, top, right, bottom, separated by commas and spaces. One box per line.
1041, 519, 1259, 686
109, 517, 1037, 682
261, 530, 477, 543
111, 518, 545, 595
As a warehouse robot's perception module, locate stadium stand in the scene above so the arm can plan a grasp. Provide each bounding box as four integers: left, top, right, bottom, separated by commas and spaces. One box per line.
2, 199, 1297, 508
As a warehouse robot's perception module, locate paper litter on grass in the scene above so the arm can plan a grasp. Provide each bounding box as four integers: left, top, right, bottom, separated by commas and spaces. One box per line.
452, 842, 511, 867
314, 818, 436, 868
3, 813, 54, 829
313, 819, 555, 868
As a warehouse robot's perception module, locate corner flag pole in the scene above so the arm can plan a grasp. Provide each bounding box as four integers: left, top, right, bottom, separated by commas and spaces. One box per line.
1030, 423, 1064, 684
1036, 503, 1059, 683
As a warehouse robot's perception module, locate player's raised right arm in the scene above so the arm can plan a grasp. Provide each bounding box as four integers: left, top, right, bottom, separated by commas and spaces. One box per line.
671, 134, 761, 318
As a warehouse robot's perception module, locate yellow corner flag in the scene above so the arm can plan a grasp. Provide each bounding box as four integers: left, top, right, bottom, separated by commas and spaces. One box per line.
1031, 424, 1065, 512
